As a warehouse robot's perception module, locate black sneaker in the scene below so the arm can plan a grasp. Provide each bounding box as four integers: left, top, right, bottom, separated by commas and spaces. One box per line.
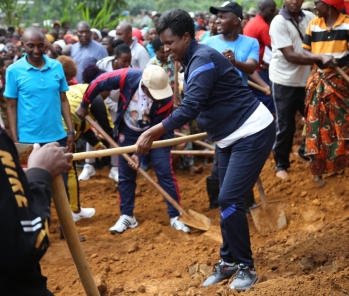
229, 263, 258, 291
202, 260, 238, 287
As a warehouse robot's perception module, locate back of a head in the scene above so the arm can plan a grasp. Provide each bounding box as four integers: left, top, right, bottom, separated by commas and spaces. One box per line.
258, 0, 275, 11
112, 38, 131, 57
156, 9, 195, 39
56, 55, 77, 79
151, 36, 164, 52
82, 64, 106, 84
62, 44, 72, 56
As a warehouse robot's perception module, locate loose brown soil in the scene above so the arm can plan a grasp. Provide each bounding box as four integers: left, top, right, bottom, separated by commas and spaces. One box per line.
42, 131, 349, 295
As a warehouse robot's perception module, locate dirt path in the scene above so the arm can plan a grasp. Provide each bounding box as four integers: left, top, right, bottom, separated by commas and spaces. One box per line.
41, 146, 349, 295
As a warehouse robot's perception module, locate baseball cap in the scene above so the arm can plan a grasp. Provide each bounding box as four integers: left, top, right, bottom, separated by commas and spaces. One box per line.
210, 1, 243, 20
141, 65, 173, 100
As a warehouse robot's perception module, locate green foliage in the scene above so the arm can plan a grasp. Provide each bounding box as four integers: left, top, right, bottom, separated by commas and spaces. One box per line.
0, 0, 30, 27
60, 0, 85, 25
79, 0, 126, 29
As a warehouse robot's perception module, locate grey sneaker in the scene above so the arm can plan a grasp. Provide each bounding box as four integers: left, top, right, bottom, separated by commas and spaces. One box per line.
229, 264, 258, 291
202, 260, 238, 287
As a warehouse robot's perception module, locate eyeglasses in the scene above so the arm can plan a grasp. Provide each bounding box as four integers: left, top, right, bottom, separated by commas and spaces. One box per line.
314, 1, 322, 5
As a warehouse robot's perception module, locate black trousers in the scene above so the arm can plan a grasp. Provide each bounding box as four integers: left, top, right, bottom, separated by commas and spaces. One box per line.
272, 82, 305, 171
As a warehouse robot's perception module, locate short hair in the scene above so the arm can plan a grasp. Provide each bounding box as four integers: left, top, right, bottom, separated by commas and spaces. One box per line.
151, 36, 164, 52
112, 38, 131, 57
102, 36, 114, 44
82, 64, 106, 84
56, 55, 77, 79
76, 21, 90, 30
0, 57, 12, 67
156, 9, 195, 39
22, 27, 45, 41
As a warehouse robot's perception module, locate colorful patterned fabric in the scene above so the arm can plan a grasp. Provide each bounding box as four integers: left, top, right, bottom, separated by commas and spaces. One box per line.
304, 66, 349, 175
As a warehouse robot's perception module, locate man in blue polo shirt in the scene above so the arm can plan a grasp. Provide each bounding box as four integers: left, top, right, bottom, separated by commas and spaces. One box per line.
4, 27, 74, 151
201, 2, 259, 86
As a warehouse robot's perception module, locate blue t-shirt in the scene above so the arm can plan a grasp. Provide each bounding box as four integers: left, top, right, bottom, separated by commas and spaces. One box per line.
201, 35, 259, 86
4, 54, 69, 143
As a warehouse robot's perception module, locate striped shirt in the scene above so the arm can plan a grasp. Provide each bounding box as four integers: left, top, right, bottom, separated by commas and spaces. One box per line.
303, 13, 349, 68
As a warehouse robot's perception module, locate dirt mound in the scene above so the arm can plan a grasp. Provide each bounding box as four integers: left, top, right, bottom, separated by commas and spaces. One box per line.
41, 143, 349, 295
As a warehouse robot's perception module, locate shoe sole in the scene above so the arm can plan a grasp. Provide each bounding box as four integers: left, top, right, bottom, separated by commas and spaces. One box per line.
110, 221, 138, 234
230, 276, 258, 291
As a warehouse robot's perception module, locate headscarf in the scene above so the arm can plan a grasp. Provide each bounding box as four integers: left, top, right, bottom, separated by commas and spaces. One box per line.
91, 28, 102, 40
322, 0, 348, 12
45, 34, 55, 43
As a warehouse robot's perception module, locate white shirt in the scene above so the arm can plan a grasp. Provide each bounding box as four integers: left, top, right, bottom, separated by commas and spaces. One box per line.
216, 102, 274, 148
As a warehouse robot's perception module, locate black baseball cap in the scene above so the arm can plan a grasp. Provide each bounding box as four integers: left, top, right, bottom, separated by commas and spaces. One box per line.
210, 1, 243, 20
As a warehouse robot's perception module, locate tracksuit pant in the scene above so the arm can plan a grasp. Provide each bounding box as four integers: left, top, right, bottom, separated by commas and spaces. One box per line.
272, 82, 306, 171
218, 122, 275, 267
117, 125, 181, 218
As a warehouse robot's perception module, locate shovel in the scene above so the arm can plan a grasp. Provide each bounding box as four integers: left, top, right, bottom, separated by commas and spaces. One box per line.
85, 116, 211, 231
250, 177, 287, 234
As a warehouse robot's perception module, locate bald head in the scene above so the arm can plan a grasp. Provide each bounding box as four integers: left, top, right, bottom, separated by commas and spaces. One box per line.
76, 21, 90, 30
76, 21, 92, 45
116, 21, 133, 46
258, 0, 276, 23
22, 27, 45, 41
116, 21, 132, 33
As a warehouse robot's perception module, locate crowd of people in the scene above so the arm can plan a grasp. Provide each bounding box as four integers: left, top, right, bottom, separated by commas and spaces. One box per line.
1, 0, 349, 294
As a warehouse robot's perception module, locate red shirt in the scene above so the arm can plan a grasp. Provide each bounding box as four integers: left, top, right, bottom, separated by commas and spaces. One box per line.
243, 14, 271, 68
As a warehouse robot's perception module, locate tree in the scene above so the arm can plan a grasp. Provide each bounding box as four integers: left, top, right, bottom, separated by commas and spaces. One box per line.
0, 0, 31, 27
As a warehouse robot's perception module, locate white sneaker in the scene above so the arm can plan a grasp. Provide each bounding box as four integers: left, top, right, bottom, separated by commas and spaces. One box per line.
78, 164, 95, 181
109, 214, 138, 233
109, 166, 119, 182
72, 207, 96, 222
170, 216, 190, 233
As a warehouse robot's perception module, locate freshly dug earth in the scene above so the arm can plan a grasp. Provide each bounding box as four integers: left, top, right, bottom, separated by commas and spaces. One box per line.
42, 144, 349, 295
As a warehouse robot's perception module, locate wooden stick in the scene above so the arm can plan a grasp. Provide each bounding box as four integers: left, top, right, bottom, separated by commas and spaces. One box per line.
51, 176, 100, 296
174, 131, 215, 150
335, 66, 349, 84
171, 150, 215, 156
248, 80, 269, 94
85, 116, 188, 216
72, 132, 208, 161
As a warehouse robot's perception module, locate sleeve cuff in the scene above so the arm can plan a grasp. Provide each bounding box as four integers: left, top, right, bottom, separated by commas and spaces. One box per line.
80, 102, 89, 109
26, 168, 52, 187
162, 117, 177, 132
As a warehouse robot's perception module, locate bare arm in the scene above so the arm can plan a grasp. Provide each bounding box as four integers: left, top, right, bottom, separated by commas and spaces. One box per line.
45, 39, 58, 59
135, 122, 167, 155
302, 49, 337, 68
6, 98, 18, 142
223, 49, 257, 74
280, 46, 318, 65
248, 71, 271, 96
60, 92, 74, 152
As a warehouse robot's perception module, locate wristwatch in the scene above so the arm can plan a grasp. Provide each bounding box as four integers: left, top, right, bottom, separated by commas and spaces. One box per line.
67, 130, 75, 136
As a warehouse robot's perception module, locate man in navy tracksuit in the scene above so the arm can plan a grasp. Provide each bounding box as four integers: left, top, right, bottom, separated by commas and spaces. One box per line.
76, 65, 190, 233
134, 8, 276, 291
